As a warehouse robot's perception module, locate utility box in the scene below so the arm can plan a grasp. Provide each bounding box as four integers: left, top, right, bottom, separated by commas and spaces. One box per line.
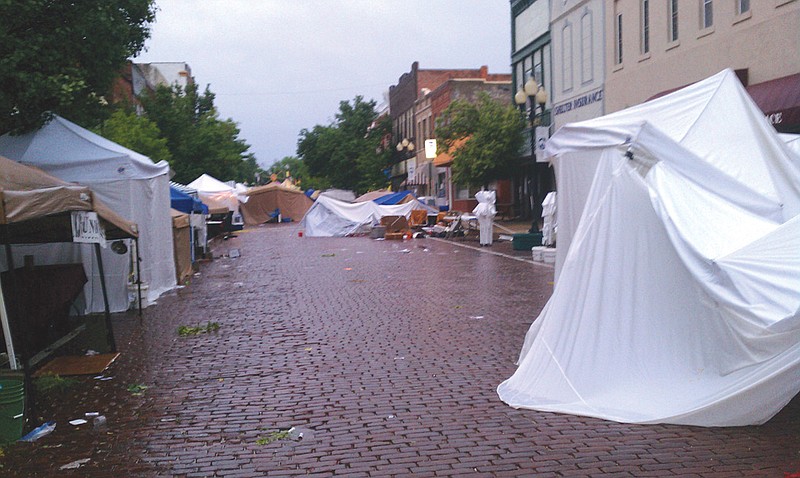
512, 233, 542, 251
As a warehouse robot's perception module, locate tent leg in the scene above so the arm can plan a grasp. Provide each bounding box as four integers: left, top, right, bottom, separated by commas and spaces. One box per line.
135, 238, 143, 320
94, 243, 116, 353
2, 242, 34, 433
1, 244, 18, 370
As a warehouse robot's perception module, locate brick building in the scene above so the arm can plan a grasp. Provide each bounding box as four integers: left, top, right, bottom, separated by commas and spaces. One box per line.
388, 62, 513, 213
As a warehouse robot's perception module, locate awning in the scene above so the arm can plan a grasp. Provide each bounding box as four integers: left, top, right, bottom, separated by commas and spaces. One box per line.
433, 136, 470, 167
746, 72, 800, 131
648, 72, 800, 132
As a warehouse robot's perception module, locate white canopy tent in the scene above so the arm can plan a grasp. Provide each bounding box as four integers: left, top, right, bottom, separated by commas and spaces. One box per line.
498, 69, 800, 426
300, 195, 428, 237
187, 173, 243, 213
0, 115, 176, 312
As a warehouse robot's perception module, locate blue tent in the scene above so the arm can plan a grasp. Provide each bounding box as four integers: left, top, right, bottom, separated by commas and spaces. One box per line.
372, 190, 415, 205
170, 185, 208, 214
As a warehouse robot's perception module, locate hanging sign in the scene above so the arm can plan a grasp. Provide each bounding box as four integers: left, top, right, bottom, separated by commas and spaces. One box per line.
424, 139, 437, 159
71, 211, 106, 245
535, 126, 550, 163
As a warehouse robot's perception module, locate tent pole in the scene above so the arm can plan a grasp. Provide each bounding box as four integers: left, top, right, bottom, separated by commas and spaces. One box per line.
94, 243, 116, 353
0, 243, 18, 370
2, 242, 34, 433
135, 238, 143, 319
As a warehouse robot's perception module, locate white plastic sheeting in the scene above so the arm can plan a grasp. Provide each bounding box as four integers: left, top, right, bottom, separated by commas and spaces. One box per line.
0, 115, 176, 312
472, 190, 496, 246
498, 69, 800, 426
300, 195, 423, 237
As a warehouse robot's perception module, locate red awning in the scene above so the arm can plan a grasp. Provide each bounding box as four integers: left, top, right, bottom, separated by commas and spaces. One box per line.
746, 72, 800, 129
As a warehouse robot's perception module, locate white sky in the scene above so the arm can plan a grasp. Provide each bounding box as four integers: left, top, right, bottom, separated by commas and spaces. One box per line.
134, 0, 512, 168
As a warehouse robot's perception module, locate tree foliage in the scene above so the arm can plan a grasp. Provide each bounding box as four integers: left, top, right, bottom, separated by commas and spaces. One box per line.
435, 92, 525, 188
297, 96, 389, 194
265, 156, 327, 191
93, 109, 172, 164
140, 83, 256, 184
0, 0, 157, 134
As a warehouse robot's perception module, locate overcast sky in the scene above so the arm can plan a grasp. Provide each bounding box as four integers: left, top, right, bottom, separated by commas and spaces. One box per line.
134, 1, 512, 169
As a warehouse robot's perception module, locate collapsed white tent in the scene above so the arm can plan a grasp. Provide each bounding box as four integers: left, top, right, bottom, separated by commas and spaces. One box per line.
300, 195, 426, 237
498, 69, 800, 426
0, 115, 176, 312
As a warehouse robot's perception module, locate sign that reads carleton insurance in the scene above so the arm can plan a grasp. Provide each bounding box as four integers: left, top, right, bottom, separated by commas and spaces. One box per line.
553, 88, 604, 116
71, 211, 106, 245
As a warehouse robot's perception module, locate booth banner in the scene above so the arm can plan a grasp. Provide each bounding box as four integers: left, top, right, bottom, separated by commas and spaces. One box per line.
71, 211, 106, 245
535, 126, 550, 162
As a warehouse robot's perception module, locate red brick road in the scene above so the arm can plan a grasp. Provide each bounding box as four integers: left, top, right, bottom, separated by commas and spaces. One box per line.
2, 224, 799, 476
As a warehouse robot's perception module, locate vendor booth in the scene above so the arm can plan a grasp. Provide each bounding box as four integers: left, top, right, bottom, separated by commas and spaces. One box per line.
0, 115, 175, 312
239, 181, 313, 225
498, 69, 800, 427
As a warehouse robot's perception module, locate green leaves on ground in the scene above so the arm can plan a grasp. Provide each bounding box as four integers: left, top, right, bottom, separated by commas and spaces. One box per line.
177, 321, 221, 337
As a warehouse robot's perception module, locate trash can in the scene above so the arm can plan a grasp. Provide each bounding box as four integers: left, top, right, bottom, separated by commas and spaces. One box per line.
0, 379, 25, 443
512, 233, 542, 251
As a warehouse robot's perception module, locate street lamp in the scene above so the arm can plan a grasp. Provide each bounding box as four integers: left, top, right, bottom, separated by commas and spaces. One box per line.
515, 78, 548, 233
395, 138, 415, 190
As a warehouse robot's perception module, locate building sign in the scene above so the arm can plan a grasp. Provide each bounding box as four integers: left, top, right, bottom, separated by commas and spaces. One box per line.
424, 139, 437, 159
535, 127, 550, 163
553, 88, 604, 116
71, 211, 106, 245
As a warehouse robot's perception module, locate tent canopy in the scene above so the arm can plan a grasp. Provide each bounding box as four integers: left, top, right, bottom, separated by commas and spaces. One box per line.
170, 185, 208, 215
187, 174, 241, 213
498, 69, 800, 427
0, 115, 175, 313
239, 181, 313, 225
0, 155, 138, 243
300, 195, 429, 237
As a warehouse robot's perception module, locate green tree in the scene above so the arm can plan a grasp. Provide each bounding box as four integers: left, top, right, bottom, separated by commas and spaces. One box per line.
267, 156, 328, 191
93, 109, 172, 164
0, 0, 157, 134
435, 92, 525, 188
297, 96, 388, 194
140, 83, 252, 184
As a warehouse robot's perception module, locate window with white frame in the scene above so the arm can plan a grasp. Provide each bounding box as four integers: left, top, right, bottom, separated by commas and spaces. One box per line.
668, 0, 679, 42
562, 23, 573, 92
580, 10, 593, 83
615, 11, 623, 64
640, 0, 650, 54
701, 0, 713, 29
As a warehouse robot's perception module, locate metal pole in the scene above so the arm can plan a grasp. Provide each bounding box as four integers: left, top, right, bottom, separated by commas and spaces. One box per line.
529, 100, 541, 234
94, 243, 116, 352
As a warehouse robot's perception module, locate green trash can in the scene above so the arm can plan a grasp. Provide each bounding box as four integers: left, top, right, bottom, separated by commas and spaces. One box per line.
512, 232, 543, 251
0, 379, 25, 443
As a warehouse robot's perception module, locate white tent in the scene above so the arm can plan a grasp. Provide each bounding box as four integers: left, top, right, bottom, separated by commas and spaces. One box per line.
0, 115, 176, 312
498, 69, 800, 426
300, 195, 427, 237
187, 173, 243, 213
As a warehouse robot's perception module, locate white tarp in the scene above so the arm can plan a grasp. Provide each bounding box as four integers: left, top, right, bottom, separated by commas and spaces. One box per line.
498, 69, 800, 426
0, 115, 176, 312
300, 195, 424, 237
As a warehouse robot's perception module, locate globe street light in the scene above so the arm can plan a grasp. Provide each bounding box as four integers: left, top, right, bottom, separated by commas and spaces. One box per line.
515, 78, 548, 233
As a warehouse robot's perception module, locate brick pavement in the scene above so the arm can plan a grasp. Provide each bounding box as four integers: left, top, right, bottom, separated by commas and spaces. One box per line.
1, 223, 798, 477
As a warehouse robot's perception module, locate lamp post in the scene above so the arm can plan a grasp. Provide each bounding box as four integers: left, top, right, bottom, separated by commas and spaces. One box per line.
396, 138, 415, 190
515, 77, 547, 234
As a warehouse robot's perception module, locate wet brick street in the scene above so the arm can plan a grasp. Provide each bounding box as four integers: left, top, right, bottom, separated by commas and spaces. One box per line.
2, 224, 799, 477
